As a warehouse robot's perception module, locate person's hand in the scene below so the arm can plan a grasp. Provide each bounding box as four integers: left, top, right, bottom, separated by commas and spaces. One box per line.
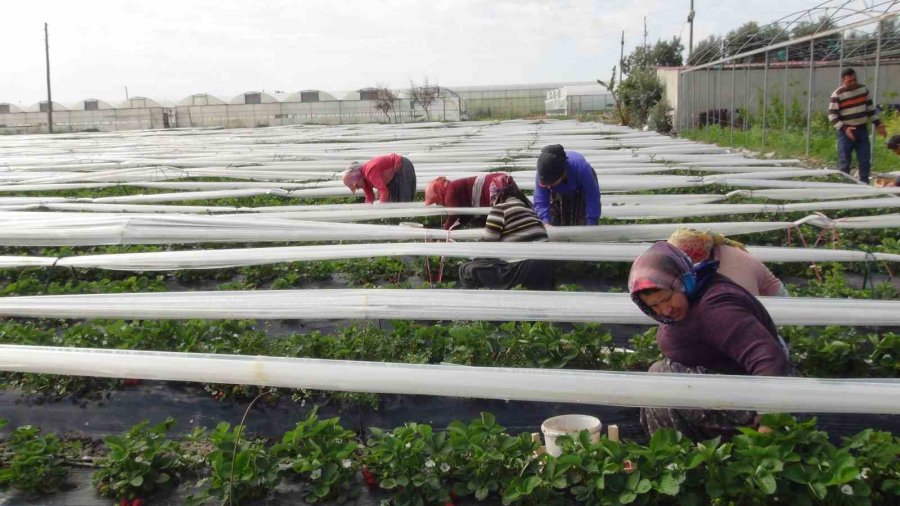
877, 123, 888, 137
845, 126, 857, 141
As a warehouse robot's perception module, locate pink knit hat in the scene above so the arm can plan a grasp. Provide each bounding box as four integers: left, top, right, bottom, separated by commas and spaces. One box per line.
424, 176, 449, 206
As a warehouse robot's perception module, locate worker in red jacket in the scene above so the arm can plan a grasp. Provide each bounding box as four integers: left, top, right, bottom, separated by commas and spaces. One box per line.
341, 153, 416, 203
424, 172, 511, 229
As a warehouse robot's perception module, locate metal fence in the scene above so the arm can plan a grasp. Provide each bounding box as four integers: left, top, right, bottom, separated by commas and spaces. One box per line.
677, 2, 900, 168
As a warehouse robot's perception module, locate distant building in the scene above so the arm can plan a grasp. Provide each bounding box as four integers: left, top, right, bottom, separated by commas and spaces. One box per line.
452, 82, 595, 118
545, 85, 614, 116
0, 81, 613, 134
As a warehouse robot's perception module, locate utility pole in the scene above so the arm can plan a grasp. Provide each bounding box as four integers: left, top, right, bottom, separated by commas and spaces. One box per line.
643, 16, 648, 47
619, 31, 624, 85
44, 22, 53, 134
688, 0, 695, 62
125, 86, 129, 100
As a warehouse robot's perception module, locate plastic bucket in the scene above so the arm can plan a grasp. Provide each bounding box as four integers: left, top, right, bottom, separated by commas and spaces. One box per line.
541, 414, 602, 457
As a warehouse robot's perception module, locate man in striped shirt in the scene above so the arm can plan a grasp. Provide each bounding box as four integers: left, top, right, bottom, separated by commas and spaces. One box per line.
828, 68, 887, 184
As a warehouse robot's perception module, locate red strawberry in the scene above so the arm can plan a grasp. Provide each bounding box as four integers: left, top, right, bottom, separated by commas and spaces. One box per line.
119, 499, 130, 506
131, 499, 144, 506
361, 467, 378, 489
623, 459, 637, 474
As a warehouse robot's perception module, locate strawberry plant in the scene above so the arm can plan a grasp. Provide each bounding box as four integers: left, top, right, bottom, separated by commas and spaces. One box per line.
782, 326, 899, 378
843, 429, 900, 503
187, 422, 278, 506
726, 414, 864, 503
789, 263, 898, 300
93, 417, 188, 503
445, 412, 538, 502
604, 327, 663, 372
363, 422, 454, 505
270, 408, 361, 503
0, 425, 68, 495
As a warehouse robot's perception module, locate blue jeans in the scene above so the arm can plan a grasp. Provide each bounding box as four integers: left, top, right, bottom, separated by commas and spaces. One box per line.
837, 126, 871, 183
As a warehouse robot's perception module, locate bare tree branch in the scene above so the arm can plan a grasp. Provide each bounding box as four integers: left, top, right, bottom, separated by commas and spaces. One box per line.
373, 84, 398, 123
408, 76, 441, 122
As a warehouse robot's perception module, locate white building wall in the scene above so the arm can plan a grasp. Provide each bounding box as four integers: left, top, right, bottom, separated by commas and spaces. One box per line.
662, 62, 900, 129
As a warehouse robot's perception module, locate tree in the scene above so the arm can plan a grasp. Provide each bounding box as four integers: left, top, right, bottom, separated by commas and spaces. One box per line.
688, 35, 723, 65
373, 84, 398, 123
723, 21, 788, 62
597, 66, 630, 126
408, 77, 441, 122
651, 37, 684, 67
623, 37, 684, 74
788, 16, 840, 61
609, 36, 679, 129
619, 68, 664, 127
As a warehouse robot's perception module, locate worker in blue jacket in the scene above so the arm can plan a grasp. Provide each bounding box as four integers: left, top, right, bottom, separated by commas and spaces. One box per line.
533, 144, 601, 226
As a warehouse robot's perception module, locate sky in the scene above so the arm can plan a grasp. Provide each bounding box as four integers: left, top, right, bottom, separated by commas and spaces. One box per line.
2, 0, 819, 106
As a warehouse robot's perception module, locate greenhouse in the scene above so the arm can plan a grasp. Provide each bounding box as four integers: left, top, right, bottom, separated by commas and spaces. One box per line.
0, 118, 897, 505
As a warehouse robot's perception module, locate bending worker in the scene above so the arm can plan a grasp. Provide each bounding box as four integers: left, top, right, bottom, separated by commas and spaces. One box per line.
667, 228, 788, 296
424, 173, 511, 230
628, 242, 794, 440
341, 153, 416, 203
458, 176, 554, 290
533, 144, 601, 226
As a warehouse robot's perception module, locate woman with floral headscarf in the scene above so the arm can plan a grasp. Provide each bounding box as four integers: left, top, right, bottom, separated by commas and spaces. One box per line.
628, 242, 794, 441
341, 153, 416, 203
458, 176, 555, 290
424, 172, 511, 230
668, 228, 787, 296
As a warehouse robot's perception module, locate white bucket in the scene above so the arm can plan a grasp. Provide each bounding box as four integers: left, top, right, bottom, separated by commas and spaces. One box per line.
541, 414, 602, 457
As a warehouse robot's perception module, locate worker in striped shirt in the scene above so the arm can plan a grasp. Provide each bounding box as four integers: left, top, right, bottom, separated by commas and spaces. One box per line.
828, 68, 887, 184
458, 176, 554, 290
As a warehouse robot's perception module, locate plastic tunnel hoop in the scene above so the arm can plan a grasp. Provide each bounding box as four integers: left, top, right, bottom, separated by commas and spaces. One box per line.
0, 289, 898, 326
0, 345, 897, 414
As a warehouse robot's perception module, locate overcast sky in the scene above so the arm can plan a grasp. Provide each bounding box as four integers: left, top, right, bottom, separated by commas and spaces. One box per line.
3, 0, 817, 105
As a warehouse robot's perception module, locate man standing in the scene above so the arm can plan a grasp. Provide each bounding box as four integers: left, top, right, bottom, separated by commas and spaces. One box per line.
828, 68, 887, 184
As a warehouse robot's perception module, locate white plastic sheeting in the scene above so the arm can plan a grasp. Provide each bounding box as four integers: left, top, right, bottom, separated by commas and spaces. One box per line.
0, 213, 803, 246
0, 289, 897, 326
0, 242, 888, 272
0, 345, 896, 413
0, 192, 731, 207
11, 197, 898, 220
0, 215, 480, 246
801, 213, 900, 230
0, 211, 894, 247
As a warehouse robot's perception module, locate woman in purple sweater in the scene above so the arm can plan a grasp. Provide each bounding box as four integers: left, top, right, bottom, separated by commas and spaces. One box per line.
627, 242, 794, 440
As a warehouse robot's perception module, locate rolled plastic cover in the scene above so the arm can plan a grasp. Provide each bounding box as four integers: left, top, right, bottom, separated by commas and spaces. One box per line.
0, 345, 896, 413
6, 195, 899, 221
0, 213, 800, 246
0, 289, 898, 326
24, 242, 899, 271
